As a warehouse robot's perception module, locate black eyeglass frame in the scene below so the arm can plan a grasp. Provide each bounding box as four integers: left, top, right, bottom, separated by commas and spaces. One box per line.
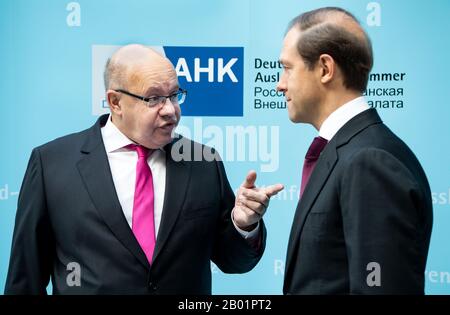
114, 88, 187, 107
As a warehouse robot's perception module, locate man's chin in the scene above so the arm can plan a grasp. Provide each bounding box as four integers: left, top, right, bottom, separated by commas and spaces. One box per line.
140, 133, 173, 149
288, 112, 302, 124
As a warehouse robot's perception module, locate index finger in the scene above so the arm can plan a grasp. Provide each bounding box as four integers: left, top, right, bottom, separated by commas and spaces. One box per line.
264, 184, 284, 197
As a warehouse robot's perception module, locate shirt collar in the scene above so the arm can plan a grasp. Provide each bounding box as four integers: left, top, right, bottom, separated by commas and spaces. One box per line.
319, 96, 370, 141
101, 115, 136, 153
101, 115, 167, 154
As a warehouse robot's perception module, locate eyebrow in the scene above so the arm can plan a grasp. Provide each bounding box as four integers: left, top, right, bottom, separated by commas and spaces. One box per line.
279, 59, 289, 67
144, 84, 179, 96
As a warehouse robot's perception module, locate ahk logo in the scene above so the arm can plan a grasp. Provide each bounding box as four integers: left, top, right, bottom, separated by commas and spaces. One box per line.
92, 45, 243, 117
165, 47, 243, 116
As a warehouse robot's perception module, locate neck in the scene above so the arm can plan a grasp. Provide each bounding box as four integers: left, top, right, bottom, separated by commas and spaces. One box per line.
110, 114, 139, 145
312, 89, 362, 130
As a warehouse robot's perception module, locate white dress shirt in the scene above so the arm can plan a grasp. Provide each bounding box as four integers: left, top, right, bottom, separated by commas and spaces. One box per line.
100, 115, 257, 240
101, 116, 166, 236
319, 96, 370, 141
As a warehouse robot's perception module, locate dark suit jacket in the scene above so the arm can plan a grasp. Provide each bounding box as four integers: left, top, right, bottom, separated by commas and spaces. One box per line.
284, 109, 432, 294
5, 114, 265, 295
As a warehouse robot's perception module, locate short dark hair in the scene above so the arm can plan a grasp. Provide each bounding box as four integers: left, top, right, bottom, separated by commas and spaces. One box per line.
288, 7, 373, 93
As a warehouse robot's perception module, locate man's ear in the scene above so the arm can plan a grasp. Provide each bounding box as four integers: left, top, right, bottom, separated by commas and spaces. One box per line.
317, 54, 336, 84
106, 90, 122, 114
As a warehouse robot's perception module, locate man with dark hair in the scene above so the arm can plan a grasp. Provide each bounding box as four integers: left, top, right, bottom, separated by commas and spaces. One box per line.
277, 7, 432, 294
5, 44, 283, 294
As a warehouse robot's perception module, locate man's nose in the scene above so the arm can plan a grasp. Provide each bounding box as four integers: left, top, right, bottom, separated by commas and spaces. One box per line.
276, 76, 286, 92
159, 98, 177, 117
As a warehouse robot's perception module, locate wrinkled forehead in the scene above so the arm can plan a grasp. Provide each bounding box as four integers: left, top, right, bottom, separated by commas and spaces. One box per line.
127, 62, 179, 95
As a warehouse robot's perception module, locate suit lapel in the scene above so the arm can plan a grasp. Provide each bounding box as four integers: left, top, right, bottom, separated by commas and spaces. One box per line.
284, 109, 383, 289
152, 136, 191, 263
284, 144, 338, 278
76, 115, 150, 270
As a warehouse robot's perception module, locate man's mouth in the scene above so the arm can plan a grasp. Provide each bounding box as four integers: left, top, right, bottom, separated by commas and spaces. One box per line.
159, 122, 176, 131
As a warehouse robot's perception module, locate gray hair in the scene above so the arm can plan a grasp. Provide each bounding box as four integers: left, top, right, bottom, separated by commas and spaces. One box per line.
103, 57, 125, 91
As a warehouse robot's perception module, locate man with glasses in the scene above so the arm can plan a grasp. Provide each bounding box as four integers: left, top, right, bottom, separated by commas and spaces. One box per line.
5, 44, 283, 294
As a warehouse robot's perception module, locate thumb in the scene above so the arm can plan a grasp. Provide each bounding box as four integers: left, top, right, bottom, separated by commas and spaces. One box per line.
242, 170, 257, 188
264, 184, 284, 197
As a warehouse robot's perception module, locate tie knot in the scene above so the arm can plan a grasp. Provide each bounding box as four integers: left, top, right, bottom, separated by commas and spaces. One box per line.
305, 136, 328, 160
127, 144, 150, 159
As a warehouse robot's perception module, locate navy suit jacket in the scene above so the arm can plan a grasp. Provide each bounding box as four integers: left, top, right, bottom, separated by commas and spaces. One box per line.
284, 109, 432, 294
5, 114, 265, 294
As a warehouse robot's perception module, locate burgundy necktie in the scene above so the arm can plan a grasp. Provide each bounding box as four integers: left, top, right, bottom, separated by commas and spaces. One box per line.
128, 144, 156, 265
300, 136, 328, 197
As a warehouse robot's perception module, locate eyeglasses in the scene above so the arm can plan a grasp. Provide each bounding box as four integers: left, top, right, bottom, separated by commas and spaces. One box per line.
114, 88, 187, 108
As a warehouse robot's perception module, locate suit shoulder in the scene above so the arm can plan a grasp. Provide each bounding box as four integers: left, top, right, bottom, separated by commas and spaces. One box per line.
33, 124, 94, 156
342, 147, 404, 168
340, 123, 419, 164
340, 146, 430, 192
337, 121, 429, 183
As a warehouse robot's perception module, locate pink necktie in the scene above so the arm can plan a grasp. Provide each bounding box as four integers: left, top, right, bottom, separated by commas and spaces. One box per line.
129, 144, 156, 265
300, 136, 328, 197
